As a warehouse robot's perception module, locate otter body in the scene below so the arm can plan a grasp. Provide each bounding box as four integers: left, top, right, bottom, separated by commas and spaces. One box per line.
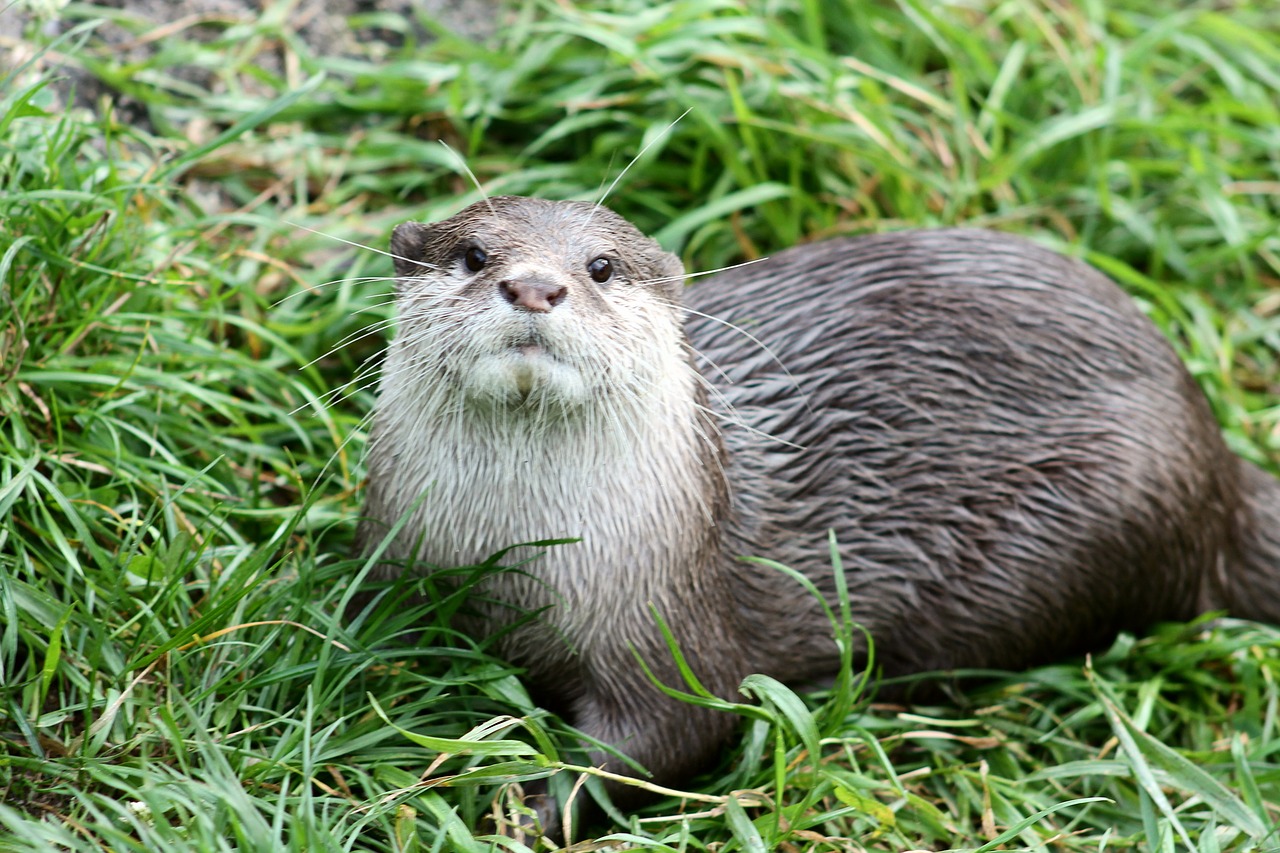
358, 197, 1280, 828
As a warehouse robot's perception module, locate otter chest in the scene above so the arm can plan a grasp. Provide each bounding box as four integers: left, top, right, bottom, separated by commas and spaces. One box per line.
370, 406, 710, 619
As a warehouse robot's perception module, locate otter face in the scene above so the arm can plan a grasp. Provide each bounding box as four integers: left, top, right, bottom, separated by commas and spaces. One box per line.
386, 197, 687, 412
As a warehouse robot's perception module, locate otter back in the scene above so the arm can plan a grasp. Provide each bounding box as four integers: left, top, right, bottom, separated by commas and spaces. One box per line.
690, 228, 1280, 681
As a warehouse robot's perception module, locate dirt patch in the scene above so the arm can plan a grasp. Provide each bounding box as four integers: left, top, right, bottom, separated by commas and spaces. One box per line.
1, 0, 500, 114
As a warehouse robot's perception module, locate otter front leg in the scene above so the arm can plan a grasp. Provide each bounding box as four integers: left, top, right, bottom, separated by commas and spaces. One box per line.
527, 683, 742, 838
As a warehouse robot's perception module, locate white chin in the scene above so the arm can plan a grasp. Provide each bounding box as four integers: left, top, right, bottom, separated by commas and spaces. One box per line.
465, 353, 590, 405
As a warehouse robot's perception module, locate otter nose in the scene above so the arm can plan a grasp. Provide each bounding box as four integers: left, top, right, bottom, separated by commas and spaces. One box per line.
500, 276, 567, 313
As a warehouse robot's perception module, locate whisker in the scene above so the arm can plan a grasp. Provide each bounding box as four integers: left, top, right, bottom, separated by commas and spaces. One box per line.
314, 313, 474, 408
286, 220, 439, 272
695, 400, 804, 451
272, 276, 401, 307
291, 354, 386, 416
672, 340, 803, 451
310, 401, 380, 491
635, 256, 772, 288
681, 305, 812, 416
297, 314, 401, 373
439, 140, 495, 217
589, 149, 620, 213
588, 108, 692, 225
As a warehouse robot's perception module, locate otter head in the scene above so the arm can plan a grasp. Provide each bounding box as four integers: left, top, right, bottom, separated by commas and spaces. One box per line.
387, 196, 688, 413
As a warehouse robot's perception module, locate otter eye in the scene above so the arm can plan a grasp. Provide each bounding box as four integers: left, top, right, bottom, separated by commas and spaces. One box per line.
587, 257, 614, 284
464, 246, 487, 272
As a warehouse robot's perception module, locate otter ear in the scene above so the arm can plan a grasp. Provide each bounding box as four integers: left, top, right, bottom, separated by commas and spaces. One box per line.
390, 221, 435, 280
656, 250, 687, 302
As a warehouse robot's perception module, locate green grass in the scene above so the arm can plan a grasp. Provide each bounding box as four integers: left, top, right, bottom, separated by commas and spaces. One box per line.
1, 0, 1279, 849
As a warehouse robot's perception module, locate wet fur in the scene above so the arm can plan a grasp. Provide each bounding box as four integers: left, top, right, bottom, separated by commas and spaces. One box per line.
357, 197, 1280, 832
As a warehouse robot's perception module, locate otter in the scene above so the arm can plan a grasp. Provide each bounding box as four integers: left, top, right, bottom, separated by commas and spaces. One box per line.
355, 195, 1280, 833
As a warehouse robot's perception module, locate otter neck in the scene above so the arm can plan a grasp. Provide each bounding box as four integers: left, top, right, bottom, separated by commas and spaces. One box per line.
368, 340, 729, 606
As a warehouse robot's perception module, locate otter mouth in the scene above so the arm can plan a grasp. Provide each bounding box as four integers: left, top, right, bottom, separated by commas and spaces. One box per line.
503, 333, 570, 398
514, 340, 546, 358
508, 330, 557, 361
456, 324, 590, 405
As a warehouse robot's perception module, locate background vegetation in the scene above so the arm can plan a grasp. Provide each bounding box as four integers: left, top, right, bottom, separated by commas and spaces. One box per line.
1, 0, 1278, 849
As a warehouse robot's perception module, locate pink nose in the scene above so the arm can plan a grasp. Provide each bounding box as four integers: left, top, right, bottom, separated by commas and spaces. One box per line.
500, 277, 567, 312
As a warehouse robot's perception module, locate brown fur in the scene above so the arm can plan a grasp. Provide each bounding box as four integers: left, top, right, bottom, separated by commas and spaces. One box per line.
356, 197, 1280, 834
